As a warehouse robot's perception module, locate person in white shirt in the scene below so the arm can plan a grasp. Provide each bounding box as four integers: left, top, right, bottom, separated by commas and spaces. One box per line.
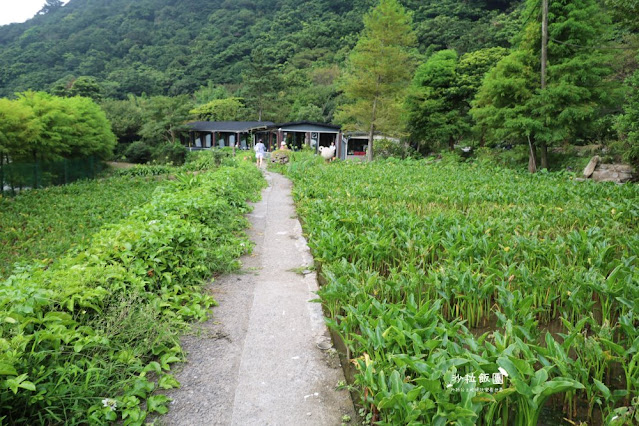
254, 139, 266, 167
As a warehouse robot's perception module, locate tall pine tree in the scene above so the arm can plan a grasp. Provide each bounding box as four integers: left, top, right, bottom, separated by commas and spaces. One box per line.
335, 0, 416, 161
472, 0, 613, 171
241, 50, 282, 122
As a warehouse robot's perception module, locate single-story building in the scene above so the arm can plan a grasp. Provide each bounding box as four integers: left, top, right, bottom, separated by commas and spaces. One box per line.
186, 121, 274, 150
186, 120, 346, 159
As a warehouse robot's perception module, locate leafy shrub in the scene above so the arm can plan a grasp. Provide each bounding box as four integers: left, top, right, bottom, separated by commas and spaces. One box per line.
374, 138, 416, 159
113, 142, 130, 161
270, 150, 325, 175
124, 141, 153, 164
438, 149, 464, 164
270, 149, 290, 164
152, 142, 188, 165
183, 148, 234, 171
474, 145, 529, 169
0, 161, 266, 424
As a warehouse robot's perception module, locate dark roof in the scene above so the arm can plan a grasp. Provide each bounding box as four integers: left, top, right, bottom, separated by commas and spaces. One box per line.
187, 121, 274, 133
268, 121, 341, 131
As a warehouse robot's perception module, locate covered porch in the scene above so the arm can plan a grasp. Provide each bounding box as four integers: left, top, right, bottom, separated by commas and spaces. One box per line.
344, 132, 400, 159
186, 121, 274, 151
262, 121, 343, 158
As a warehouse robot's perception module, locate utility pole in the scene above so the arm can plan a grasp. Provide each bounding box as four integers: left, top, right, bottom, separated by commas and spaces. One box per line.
528, 0, 549, 174
538, 0, 549, 170
541, 0, 548, 90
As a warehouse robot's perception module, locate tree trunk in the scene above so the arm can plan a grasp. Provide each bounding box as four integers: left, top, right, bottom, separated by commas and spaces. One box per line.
527, 135, 537, 173
367, 98, 377, 162
449, 135, 455, 151
367, 123, 375, 162
540, 141, 548, 170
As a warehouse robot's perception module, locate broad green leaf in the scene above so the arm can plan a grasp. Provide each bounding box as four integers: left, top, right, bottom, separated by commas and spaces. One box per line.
147, 395, 170, 415
0, 363, 18, 376
158, 374, 181, 390
593, 379, 611, 399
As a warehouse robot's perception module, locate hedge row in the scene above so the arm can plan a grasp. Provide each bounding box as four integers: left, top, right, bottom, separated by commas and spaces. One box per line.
0, 159, 265, 424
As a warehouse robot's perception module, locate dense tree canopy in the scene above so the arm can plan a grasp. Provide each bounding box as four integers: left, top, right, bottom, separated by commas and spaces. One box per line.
406, 50, 469, 152
617, 68, 639, 166
190, 98, 248, 121
406, 47, 509, 153
336, 0, 417, 161
0, 92, 115, 162
471, 0, 614, 171
0, 0, 522, 99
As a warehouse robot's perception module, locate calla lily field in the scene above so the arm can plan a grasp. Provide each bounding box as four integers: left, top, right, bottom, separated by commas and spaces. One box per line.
287, 155, 639, 425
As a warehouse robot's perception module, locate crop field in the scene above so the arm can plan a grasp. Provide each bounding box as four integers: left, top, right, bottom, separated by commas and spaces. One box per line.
0, 176, 163, 279
288, 157, 639, 425
0, 157, 265, 424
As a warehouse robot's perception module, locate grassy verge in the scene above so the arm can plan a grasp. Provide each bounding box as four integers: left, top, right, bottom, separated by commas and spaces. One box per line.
286, 155, 639, 425
0, 156, 266, 425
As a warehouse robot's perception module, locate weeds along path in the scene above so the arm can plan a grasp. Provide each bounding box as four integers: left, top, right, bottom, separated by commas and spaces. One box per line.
161, 171, 354, 425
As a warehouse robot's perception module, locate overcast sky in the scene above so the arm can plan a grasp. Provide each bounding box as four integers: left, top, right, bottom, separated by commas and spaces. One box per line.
0, 0, 71, 26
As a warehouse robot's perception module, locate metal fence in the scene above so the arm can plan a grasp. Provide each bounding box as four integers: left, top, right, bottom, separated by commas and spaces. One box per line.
1, 157, 105, 194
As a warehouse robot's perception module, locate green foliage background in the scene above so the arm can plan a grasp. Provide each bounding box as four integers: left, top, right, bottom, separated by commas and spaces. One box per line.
0, 0, 520, 99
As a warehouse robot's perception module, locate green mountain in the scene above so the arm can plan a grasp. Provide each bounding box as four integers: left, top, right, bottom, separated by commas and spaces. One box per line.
0, 0, 520, 99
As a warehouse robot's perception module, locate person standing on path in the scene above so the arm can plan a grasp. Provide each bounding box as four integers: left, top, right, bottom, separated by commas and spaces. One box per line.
254, 139, 266, 167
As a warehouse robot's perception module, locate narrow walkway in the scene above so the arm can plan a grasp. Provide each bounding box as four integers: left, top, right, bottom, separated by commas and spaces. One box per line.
162, 171, 354, 425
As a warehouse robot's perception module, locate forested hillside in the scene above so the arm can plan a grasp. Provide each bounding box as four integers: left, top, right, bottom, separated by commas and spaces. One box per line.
0, 0, 520, 99
1, 0, 637, 169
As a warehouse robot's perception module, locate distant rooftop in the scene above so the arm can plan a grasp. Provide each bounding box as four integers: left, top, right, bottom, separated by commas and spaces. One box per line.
267, 121, 341, 131
187, 121, 274, 133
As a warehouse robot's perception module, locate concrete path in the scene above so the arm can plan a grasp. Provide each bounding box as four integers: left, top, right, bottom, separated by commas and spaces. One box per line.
161, 171, 354, 426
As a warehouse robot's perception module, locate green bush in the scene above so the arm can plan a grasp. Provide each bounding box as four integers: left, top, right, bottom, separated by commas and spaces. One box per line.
270, 150, 325, 175
124, 141, 153, 164
152, 143, 188, 165
474, 145, 529, 169
184, 149, 234, 171
374, 139, 417, 159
